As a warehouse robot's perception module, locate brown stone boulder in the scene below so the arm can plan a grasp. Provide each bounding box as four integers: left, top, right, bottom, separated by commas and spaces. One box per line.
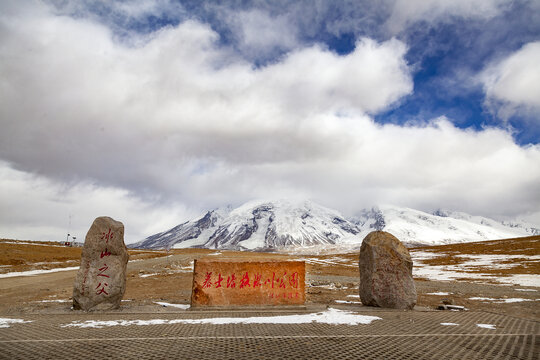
359, 231, 416, 309
73, 217, 129, 311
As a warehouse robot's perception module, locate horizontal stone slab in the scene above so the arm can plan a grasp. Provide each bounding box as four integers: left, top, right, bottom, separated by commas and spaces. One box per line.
191, 259, 305, 307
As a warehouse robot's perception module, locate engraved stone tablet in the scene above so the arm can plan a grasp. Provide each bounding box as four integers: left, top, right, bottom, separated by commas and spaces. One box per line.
191, 259, 305, 307
73, 216, 129, 311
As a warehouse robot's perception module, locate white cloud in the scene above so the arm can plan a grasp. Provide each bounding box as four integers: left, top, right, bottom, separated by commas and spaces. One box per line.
480, 41, 540, 120
0, 1, 539, 241
220, 116, 540, 220
0, 161, 197, 243
0, 2, 412, 174
258, 38, 411, 115
386, 0, 512, 34
109, 0, 181, 19
220, 9, 300, 62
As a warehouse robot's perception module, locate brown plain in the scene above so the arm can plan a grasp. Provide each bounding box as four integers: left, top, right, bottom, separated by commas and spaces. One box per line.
0, 236, 538, 320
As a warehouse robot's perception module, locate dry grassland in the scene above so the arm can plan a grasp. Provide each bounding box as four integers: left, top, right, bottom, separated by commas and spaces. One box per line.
0, 237, 538, 319
410, 236, 540, 278
0, 239, 168, 274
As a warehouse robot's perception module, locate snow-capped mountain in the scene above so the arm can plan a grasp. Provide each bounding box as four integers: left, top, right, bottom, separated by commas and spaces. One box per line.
131, 200, 539, 251
130, 199, 361, 251
351, 206, 539, 247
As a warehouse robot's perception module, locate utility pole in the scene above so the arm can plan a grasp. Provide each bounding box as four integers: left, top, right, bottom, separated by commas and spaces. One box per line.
66, 214, 72, 242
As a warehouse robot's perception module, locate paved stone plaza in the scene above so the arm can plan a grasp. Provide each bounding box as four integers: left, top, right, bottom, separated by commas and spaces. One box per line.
1, 307, 537, 359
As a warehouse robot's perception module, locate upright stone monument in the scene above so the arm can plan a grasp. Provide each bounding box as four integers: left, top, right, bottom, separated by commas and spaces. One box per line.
73, 217, 129, 311
359, 231, 417, 310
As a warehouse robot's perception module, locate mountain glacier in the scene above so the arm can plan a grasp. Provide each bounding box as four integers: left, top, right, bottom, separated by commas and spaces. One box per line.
130, 199, 539, 251
351, 206, 539, 247
132, 200, 361, 251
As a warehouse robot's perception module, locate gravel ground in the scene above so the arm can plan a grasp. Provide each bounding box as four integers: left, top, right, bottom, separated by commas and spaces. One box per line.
0, 247, 537, 320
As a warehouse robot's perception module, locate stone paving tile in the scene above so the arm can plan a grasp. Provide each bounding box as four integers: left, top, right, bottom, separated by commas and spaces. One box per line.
0, 310, 538, 359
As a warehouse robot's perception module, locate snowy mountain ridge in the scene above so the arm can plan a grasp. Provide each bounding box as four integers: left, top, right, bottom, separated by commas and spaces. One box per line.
351, 206, 539, 247
130, 199, 539, 251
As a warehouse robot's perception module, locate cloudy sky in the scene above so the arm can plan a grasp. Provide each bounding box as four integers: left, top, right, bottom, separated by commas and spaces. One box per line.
1, 0, 539, 243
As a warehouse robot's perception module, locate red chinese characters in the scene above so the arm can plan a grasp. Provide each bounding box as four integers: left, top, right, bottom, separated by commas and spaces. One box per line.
100, 248, 111, 258
96, 229, 113, 296
81, 260, 90, 296
100, 228, 113, 243
289, 272, 299, 288
98, 264, 110, 278
215, 273, 224, 288
96, 282, 109, 295
253, 273, 262, 287
239, 272, 250, 288
227, 274, 236, 288
199, 271, 300, 291
202, 272, 213, 288
278, 273, 287, 289
191, 260, 305, 307
264, 272, 276, 288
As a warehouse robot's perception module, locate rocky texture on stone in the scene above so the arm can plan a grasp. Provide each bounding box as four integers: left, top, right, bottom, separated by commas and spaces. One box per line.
359, 231, 417, 309
73, 217, 129, 311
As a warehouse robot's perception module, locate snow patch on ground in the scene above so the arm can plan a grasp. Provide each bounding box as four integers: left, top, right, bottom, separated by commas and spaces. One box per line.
0, 318, 33, 328
496, 275, 540, 287
427, 292, 451, 296
154, 302, 190, 309
455, 254, 540, 269
168, 268, 193, 274
302, 258, 356, 268
140, 273, 159, 278
412, 263, 540, 287
30, 260, 77, 266
410, 251, 445, 261
469, 297, 535, 303
61, 308, 381, 328
476, 323, 496, 329
310, 283, 338, 290
0, 266, 79, 278
334, 300, 362, 304
411, 247, 540, 288
413, 266, 491, 282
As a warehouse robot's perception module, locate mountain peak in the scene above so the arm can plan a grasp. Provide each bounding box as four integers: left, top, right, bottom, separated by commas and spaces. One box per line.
131, 199, 361, 251
130, 200, 539, 251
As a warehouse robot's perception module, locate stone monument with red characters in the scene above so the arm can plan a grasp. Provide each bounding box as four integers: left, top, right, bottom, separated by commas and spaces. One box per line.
73, 216, 129, 311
